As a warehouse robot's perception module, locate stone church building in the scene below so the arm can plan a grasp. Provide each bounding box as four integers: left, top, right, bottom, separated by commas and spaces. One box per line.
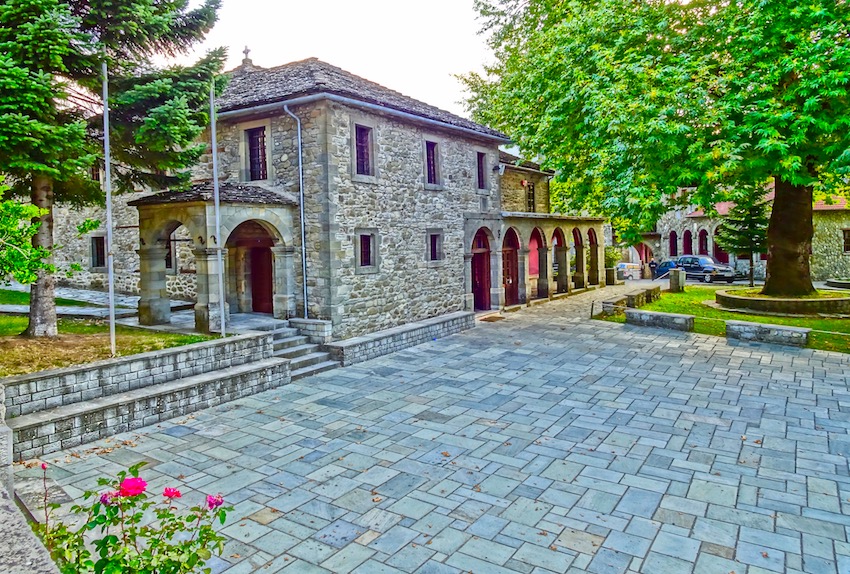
54, 55, 607, 339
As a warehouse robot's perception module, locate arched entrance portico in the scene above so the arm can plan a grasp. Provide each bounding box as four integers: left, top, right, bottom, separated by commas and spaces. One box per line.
552, 229, 569, 294
226, 220, 277, 314
471, 228, 492, 311
503, 228, 521, 306
588, 228, 600, 286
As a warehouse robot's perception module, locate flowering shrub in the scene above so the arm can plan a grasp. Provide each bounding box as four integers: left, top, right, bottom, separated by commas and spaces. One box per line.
33, 462, 230, 574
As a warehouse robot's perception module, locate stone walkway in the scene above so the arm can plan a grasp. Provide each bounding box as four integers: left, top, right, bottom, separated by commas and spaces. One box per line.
15, 284, 850, 574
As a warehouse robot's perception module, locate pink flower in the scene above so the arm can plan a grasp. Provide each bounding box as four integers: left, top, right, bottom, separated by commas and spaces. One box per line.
118, 477, 147, 497
206, 494, 224, 510
100, 491, 119, 506
163, 487, 182, 499
41, 462, 47, 471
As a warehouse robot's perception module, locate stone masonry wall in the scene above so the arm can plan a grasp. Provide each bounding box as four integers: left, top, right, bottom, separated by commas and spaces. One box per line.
326, 311, 475, 366
812, 211, 850, 281
322, 102, 501, 340
500, 168, 550, 214
53, 192, 197, 299
3, 333, 272, 418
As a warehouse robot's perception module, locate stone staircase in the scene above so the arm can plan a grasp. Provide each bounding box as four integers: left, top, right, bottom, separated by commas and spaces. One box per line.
266, 324, 339, 380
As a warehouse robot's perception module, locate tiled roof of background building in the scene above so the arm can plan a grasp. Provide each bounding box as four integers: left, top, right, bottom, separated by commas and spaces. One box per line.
128, 182, 297, 206
218, 57, 508, 140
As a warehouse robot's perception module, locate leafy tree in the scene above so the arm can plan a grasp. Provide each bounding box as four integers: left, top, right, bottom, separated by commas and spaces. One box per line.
464, 0, 850, 296
714, 191, 771, 287
0, 0, 225, 336
0, 195, 50, 285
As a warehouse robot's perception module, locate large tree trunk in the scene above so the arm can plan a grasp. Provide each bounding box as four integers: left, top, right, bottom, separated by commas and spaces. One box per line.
762, 177, 815, 296
24, 175, 58, 337
748, 252, 754, 287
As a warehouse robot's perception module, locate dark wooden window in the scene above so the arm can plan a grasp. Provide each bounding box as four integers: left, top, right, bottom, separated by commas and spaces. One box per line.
426, 141, 439, 185
246, 127, 267, 180
526, 182, 536, 212
91, 236, 106, 268
429, 233, 442, 261
477, 152, 486, 189
844, 229, 850, 253
355, 125, 372, 176
359, 234, 373, 267
90, 165, 100, 182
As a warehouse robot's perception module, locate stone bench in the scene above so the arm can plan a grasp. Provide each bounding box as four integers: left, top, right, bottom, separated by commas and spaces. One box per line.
726, 320, 810, 347
601, 296, 628, 315
625, 290, 647, 308
644, 285, 662, 303
625, 309, 695, 332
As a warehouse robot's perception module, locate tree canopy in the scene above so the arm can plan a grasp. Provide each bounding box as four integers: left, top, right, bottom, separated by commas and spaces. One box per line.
0, 0, 225, 336
464, 0, 850, 295
0, 197, 49, 284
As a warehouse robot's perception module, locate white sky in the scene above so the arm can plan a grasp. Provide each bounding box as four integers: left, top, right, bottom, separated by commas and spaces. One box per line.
177, 0, 494, 118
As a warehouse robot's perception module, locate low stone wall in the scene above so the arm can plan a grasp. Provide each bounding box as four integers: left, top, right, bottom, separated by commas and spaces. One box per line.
726, 320, 810, 347
625, 309, 695, 332
644, 285, 661, 303
10, 359, 289, 460
3, 333, 272, 418
716, 289, 850, 315
0, 487, 59, 574
825, 279, 850, 290
326, 311, 475, 367
289, 318, 333, 344
601, 296, 627, 316
625, 290, 647, 308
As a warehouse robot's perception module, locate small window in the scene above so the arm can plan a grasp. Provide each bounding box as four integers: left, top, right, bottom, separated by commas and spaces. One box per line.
426, 141, 440, 186
164, 231, 177, 272
246, 126, 267, 180
476, 152, 487, 189
427, 230, 443, 262
526, 182, 536, 212
90, 165, 100, 182
91, 236, 106, 268
355, 125, 373, 176
844, 229, 850, 253
355, 229, 379, 273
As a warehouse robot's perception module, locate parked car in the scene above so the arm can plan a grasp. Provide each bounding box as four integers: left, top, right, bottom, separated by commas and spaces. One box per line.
616, 262, 642, 279
677, 255, 736, 283
654, 259, 679, 278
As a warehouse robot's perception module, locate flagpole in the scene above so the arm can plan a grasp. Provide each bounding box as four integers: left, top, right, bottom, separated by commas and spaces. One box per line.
102, 60, 117, 356
210, 80, 226, 338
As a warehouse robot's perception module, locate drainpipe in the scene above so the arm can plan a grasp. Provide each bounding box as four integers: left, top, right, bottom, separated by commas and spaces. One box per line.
283, 104, 309, 319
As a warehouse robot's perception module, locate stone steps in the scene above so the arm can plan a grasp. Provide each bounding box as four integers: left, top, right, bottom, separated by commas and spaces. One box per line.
273, 338, 312, 354
8, 358, 290, 460
270, 328, 339, 381
291, 360, 340, 380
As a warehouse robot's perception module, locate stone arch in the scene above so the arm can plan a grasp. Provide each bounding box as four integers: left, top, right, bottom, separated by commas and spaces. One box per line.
571, 227, 586, 289
470, 227, 495, 311
683, 229, 694, 255
698, 229, 709, 255
669, 230, 679, 257
587, 228, 600, 285
528, 227, 549, 299
220, 211, 291, 249
225, 218, 295, 318
552, 228, 569, 294
503, 227, 522, 306
712, 227, 729, 263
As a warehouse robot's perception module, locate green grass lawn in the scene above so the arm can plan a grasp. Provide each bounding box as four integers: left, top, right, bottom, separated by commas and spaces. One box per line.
0, 315, 212, 376
602, 286, 850, 353
0, 288, 96, 307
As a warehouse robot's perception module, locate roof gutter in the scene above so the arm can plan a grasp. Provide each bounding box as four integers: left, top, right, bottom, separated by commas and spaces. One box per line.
282, 105, 309, 320
218, 92, 511, 144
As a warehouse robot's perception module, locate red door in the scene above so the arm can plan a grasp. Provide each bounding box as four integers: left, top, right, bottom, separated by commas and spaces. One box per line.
251, 247, 273, 314
472, 252, 490, 310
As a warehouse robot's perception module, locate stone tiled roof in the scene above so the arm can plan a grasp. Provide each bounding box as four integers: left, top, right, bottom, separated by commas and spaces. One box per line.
128, 182, 297, 207
218, 57, 508, 140
499, 151, 552, 174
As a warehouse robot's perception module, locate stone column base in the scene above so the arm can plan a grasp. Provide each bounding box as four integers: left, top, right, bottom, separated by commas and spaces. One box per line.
138, 298, 171, 326
195, 302, 230, 334
462, 293, 475, 311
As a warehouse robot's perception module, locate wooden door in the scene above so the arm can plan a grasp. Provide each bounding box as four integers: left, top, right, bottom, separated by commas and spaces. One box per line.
472, 252, 490, 310
251, 247, 274, 314
503, 248, 519, 306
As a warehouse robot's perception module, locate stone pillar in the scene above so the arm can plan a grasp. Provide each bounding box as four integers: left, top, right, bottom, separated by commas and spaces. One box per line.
540, 245, 554, 298
193, 247, 230, 334
272, 245, 296, 319
669, 268, 686, 292
588, 244, 601, 286
463, 253, 474, 310
233, 247, 251, 313
137, 246, 171, 325
573, 244, 586, 289
517, 248, 528, 304
490, 249, 505, 310
555, 246, 570, 293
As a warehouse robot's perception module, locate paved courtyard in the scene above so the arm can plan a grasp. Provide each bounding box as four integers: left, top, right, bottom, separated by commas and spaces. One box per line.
16, 288, 850, 574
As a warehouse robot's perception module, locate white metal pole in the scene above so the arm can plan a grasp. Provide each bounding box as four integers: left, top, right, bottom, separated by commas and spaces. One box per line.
210, 81, 226, 338
102, 61, 117, 356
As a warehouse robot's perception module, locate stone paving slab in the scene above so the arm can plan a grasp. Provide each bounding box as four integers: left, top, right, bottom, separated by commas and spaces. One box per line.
13, 285, 850, 573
